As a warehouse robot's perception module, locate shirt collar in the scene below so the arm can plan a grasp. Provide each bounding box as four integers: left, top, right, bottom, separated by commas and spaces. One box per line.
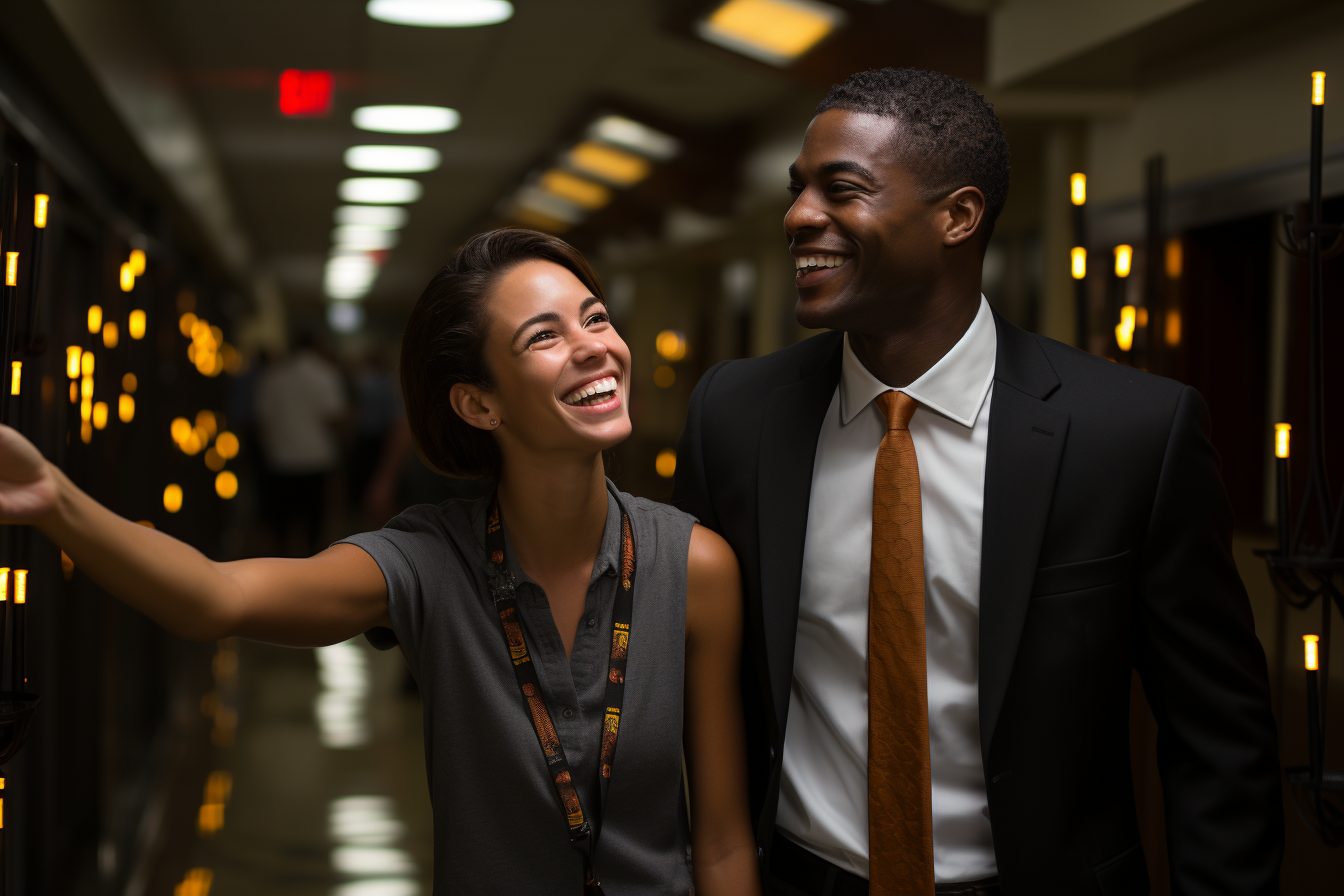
839, 295, 997, 429
482, 484, 623, 590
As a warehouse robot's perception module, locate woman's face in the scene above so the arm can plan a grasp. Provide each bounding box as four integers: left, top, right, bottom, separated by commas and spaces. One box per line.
466, 259, 632, 459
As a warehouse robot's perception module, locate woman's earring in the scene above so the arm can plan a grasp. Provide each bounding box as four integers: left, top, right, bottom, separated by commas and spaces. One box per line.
489, 419, 498, 427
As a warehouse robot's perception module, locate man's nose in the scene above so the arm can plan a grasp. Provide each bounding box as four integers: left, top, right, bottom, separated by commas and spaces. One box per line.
784, 190, 827, 236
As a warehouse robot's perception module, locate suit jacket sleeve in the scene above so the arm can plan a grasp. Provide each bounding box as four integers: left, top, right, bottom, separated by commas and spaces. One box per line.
1135, 385, 1283, 895
671, 360, 726, 532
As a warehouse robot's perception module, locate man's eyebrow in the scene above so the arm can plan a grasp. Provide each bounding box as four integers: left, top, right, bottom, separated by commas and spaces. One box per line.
788, 163, 801, 182
820, 160, 876, 180
512, 311, 560, 346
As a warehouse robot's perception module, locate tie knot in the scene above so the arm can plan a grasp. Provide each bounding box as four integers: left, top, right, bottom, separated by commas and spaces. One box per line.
875, 390, 917, 430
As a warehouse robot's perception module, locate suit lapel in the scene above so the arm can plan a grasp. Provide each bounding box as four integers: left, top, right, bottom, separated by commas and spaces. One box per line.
978, 316, 1068, 764
757, 333, 843, 739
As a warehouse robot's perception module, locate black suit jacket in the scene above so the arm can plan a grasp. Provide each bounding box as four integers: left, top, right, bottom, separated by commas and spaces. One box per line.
671, 313, 1282, 895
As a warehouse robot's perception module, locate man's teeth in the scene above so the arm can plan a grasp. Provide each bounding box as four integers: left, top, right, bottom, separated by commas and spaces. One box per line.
563, 376, 618, 406
794, 255, 847, 272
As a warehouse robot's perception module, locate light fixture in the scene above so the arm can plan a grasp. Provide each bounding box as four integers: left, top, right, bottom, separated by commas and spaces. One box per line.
164, 484, 183, 513
66, 346, 81, 379
1165, 238, 1182, 279
353, 105, 460, 134
332, 225, 400, 251
655, 448, 677, 479
655, 330, 688, 361
171, 417, 192, 445
8, 362, 19, 396
120, 262, 135, 292
1116, 305, 1136, 351
366, 0, 513, 28
279, 69, 334, 117
1113, 244, 1132, 278
129, 249, 147, 276
565, 141, 650, 187
587, 115, 680, 161
14, 570, 25, 604
122, 372, 137, 393
696, 0, 845, 68
1275, 422, 1291, 459
514, 187, 585, 225
1070, 173, 1086, 206
511, 207, 571, 234
1312, 71, 1326, 106
88, 305, 103, 334
653, 365, 676, 388
1070, 247, 1086, 280
103, 322, 119, 349
339, 178, 423, 204
179, 312, 198, 337
81, 350, 95, 376
539, 170, 611, 210
1305, 633, 1320, 670
129, 309, 147, 340
328, 301, 367, 334
119, 393, 135, 423
335, 205, 408, 228
4, 252, 17, 287
92, 401, 109, 430
325, 254, 378, 300
1165, 309, 1181, 346
215, 431, 240, 459
33, 194, 49, 228
344, 145, 441, 174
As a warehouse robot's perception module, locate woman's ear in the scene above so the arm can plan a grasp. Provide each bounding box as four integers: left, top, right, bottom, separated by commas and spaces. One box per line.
449, 383, 501, 431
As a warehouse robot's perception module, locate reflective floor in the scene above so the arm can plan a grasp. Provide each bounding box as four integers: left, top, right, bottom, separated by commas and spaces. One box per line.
181, 638, 434, 896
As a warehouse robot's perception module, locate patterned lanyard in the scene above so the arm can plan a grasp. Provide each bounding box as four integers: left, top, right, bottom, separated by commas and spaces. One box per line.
485, 494, 636, 895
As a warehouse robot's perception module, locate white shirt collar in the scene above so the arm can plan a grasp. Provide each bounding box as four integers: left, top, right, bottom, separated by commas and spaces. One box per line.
839, 295, 997, 429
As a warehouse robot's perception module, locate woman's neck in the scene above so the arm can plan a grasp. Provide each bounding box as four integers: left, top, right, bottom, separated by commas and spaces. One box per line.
496, 450, 609, 576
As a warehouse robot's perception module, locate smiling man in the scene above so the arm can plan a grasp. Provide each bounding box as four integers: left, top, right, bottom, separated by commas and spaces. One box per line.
672, 69, 1282, 896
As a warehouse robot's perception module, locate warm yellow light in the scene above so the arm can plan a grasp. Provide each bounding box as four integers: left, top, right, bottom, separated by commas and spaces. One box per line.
88, 305, 102, 334
103, 322, 119, 349
1165, 238, 1182, 279
700, 0, 840, 65
196, 410, 218, 440
653, 365, 676, 388
9, 362, 19, 397
1116, 305, 1136, 351
204, 447, 225, 471
80, 397, 92, 422
1070, 247, 1086, 280
129, 309, 147, 340
68, 381, 77, 404
119, 262, 134, 292
198, 803, 225, 837
164, 484, 183, 513
215, 470, 239, 500
81, 350, 95, 376
66, 346, 82, 379
4, 252, 17, 287
33, 194, 49, 229
206, 770, 233, 804
92, 401, 109, 430
655, 449, 677, 479
511, 206, 571, 234
129, 249, 146, 276
566, 141, 651, 187
179, 312, 198, 337
1312, 71, 1326, 106
80, 377, 93, 401
215, 431, 240, 459
14, 570, 27, 605
1070, 173, 1086, 206
1304, 634, 1320, 670
80, 420, 92, 443
122, 372, 137, 393
119, 393, 135, 423
1165, 309, 1182, 346
1136, 307, 1149, 328
171, 417, 193, 444
1114, 245, 1133, 278
655, 330, 688, 361
0, 568, 9, 602
540, 169, 612, 210
1275, 423, 1291, 459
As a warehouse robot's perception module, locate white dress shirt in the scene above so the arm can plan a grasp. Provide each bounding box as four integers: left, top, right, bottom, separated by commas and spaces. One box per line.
777, 296, 998, 882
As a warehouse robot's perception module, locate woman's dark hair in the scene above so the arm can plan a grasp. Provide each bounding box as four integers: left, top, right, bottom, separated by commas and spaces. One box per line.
400, 228, 603, 479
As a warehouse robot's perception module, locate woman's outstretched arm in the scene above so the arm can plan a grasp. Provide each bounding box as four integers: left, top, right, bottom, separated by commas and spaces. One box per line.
0, 425, 389, 647
684, 523, 762, 896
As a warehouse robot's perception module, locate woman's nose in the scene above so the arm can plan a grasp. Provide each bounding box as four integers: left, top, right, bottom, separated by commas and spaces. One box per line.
572, 336, 608, 366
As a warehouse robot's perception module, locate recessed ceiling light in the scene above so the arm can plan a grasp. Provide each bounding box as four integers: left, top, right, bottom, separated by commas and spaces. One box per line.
697, 0, 845, 67
353, 105, 460, 134
327, 301, 366, 334
515, 186, 585, 225
339, 177, 423, 204
564, 141, 650, 187
325, 253, 377, 300
588, 116, 680, 161
539, 169, 611, 210
334, 205, 408, 228
345, 145, 441, 173
366, 0, 513, 28
333, 225, 401, 251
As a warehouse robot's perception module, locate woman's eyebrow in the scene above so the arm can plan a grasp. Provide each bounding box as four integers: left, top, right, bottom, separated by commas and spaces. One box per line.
579, 296, 603, 313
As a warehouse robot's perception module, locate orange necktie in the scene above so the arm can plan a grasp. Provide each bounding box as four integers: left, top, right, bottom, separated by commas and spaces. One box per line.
868, 390, 933, 894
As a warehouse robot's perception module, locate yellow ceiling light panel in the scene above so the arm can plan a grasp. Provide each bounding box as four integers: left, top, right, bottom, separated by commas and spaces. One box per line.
565, 141, 650, 187
698, 0, 845, 68
512, 206, 572, 234
540, 170, 612, 211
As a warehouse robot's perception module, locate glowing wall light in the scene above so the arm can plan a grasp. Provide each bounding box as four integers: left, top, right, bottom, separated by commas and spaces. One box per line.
279, 69, 333, 117
1275, 422, 1291, 459
164, 484, 183, 513
120, 263, 134, 292
352, 105, 460, 134
565, 142, 650, 187
655, 449, 677, 479
366, 0, 513, 27
92, 401, 109, 430
1312, 71, 1326, 106
697, 0, 845, 67
653, 365, 676, 388
123, 372, 138, 393
119, 393, 135, 423
215, 431, 240, 459
1165, 309, 1182, 347
129, 309, 147, 340
539, 169, 611, 210
9, 362, 19, 396
215, 471, 239, 500
1070, 247, 1086, 280
171, 417, 193, 445
4, 252, 16, 287
1070, 173, 1086, 206
13, 570, 25, 604
129, 249, 147, 276
66, 346, 81, 379
1115, 305, 1137, 351
1113, 245, 1133, 278
33, 194, 49, 228
0, 568, 9, 602
1305, 634, 1320, 670
103, 322, 119, 349
81, 351, 94, 376
1165, 238, 1183, 279
80, 377, 93, 401
88, 305, 103, 334
655, 330, 688, 361
179, 312, 198, 337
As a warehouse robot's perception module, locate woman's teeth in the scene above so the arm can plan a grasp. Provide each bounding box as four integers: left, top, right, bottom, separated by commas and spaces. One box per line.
795, 255, 847, 274
562, 376, 618, 406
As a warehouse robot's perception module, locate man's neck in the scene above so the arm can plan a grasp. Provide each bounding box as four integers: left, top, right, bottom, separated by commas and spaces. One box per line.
496, 449, 609, 577
847, 290, 981, 388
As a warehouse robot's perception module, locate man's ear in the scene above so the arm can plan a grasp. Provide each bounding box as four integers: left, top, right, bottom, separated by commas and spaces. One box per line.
449, 382, 501, 431
943, 186, 986, 248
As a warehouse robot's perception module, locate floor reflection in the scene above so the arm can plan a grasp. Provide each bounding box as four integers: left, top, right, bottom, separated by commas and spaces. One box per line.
182, 638, 433, 895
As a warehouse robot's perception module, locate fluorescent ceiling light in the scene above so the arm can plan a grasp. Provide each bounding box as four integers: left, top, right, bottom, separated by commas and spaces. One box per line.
366, 0, 513, 27
325, 253, 378, 300
345, 145, 441, 173
327, 301, 366, 334
333, 225, 400, 251
515, 186, 585, 224
588, 115, 680, 161
697, 0, 845, 67
335, 205, 407, 228
564, 141, 650, 187
353, 105, 460, 134
539, 169, 611, 210
331, 879, 420, 896
339, 177, 423, 204
331, 846, 416, 876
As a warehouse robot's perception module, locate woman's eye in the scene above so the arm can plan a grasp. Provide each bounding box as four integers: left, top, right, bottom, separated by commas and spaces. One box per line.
585, 312, 610, 327
526, 329, 557, 346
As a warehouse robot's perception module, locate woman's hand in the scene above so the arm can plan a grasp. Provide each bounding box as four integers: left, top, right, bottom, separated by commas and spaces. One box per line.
0, 425, 60, 522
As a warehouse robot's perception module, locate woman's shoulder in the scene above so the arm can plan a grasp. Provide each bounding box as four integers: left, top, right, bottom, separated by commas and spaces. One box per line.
613, 490, 698, 530
347, 494, 490, 559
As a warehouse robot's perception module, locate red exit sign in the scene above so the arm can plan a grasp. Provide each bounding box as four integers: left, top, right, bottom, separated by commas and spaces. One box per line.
278, 69, 333, 117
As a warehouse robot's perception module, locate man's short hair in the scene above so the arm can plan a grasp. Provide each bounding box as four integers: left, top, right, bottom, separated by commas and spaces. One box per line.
816, 68, 1010, 241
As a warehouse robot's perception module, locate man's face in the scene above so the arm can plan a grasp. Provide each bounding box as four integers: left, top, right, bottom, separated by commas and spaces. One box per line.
785, 109, 949, 334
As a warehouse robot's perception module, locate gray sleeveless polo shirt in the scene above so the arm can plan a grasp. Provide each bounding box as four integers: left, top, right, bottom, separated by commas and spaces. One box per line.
339, 481, 696, 895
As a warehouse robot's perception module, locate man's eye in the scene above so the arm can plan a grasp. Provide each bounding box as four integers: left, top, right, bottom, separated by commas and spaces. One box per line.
787, 183, 804, 197
829, 181, 859, 194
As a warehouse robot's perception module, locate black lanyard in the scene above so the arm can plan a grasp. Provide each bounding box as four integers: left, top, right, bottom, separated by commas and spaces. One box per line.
485, 494, 636, 895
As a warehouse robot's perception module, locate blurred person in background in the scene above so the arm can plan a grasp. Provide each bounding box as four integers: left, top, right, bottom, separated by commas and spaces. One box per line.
255, 330, 349, 556
348, 345, 403, 514
0, 229, 760, 895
